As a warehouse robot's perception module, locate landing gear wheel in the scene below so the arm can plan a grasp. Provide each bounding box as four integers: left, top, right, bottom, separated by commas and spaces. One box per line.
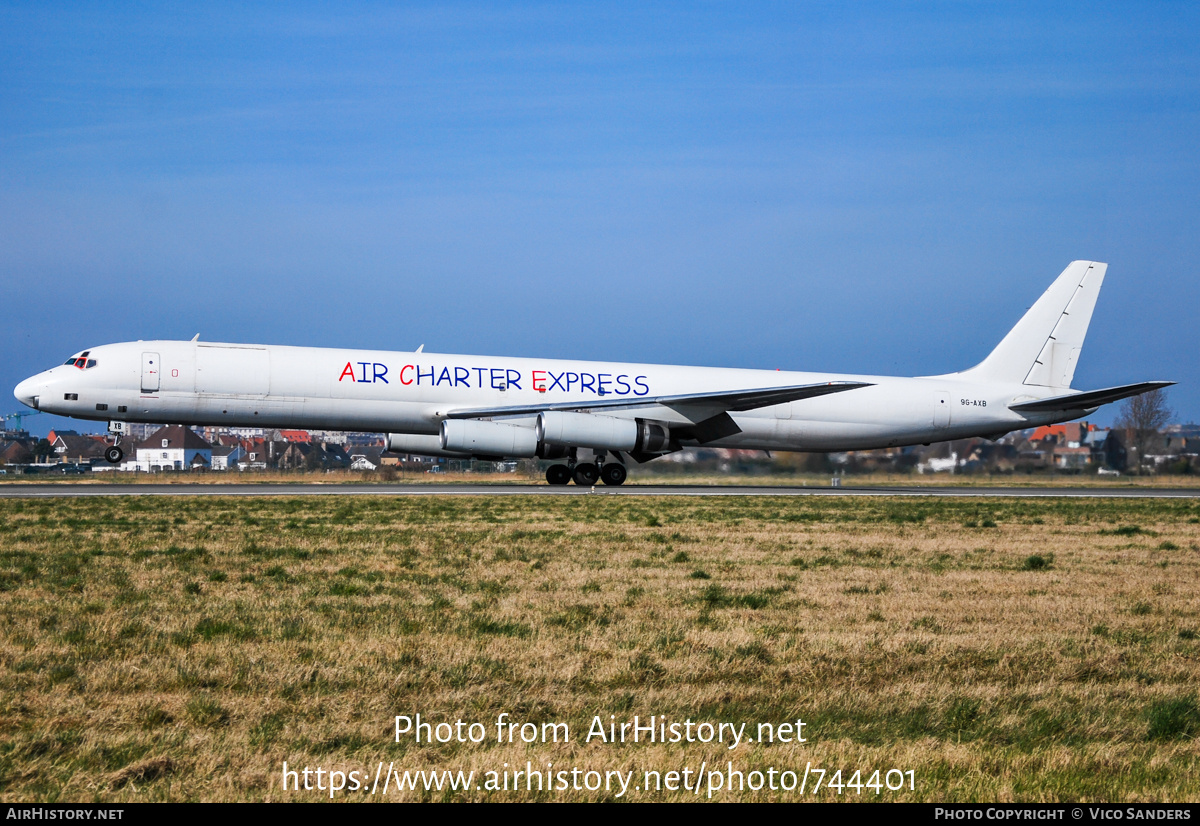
104, 446, 124, 465
546, 464, 572, 486
600, 463, 627, 486
572, 463, 599, 486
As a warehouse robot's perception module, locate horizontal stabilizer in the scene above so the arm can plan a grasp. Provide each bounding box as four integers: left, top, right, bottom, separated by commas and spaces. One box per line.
444, 381, 872, 420
1009, 381, 1175, 414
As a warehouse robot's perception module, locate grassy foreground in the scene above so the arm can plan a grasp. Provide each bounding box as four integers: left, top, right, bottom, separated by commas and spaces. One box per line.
1, 495, 1199, 802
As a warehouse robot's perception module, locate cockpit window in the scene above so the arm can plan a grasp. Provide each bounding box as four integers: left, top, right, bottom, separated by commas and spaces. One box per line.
63, 351, 96, 370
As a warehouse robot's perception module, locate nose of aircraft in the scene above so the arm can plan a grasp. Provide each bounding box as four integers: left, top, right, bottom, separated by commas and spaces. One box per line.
13, 375, 43, 410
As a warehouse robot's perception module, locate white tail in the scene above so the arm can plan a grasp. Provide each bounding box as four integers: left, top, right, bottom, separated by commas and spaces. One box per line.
960, 260, 1106, 388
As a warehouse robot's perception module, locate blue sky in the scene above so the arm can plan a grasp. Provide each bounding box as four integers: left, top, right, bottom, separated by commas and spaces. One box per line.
3, 2, 1197, 436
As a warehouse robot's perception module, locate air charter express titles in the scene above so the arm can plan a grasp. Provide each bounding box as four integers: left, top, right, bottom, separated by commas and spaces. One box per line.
337, 360, 651, 396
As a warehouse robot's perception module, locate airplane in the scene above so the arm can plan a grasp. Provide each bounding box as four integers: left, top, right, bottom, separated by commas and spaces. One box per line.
12, 260, 1173, 485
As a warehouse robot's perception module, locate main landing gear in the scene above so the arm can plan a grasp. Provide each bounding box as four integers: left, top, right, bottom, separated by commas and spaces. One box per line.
573, 463, 599, 486
600, 462, 627, 486
545, 449, 627, 486
545, 464, 572, 485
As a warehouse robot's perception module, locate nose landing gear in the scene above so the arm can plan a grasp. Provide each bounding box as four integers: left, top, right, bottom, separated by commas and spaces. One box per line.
104, 420, 126, 465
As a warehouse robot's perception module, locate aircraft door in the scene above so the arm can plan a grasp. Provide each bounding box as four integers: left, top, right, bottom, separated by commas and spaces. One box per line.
141, 352, 160, 393
933, 391, 951, 428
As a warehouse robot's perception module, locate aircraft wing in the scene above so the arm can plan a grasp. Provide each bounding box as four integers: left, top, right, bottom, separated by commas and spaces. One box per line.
443, 380, 873, 420
1008, 381, 1175, 413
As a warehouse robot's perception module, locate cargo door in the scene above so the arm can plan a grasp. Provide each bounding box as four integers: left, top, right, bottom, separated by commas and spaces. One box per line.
141, 352, 160, 393
195, 345, 271, 396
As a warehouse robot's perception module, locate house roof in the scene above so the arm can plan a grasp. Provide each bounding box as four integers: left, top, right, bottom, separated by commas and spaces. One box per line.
1029, 422, 1095, 444
53, 434, 107, 459
135, 425, 212, 451
350, 446, 386, 464
1, 441, 34, 464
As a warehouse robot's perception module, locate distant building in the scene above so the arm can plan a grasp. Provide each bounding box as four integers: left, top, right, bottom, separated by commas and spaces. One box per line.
918, 452, 959, 473
122, 425, 213, 472
1051, 445, 1092, 469
52, 433, 107, 465
1028, 422, 1095, 448
308, 430, 349, 445
275, 441, 350, 470
210, 443, 246, 471
125, 423, 165, 441
349, 453, 377, 471
1, 440, 34, 466
235, 438, 292, 470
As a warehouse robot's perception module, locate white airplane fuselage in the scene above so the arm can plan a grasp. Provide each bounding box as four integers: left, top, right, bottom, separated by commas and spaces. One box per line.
13, 261, 1171, 480
14, 339, 1077, 451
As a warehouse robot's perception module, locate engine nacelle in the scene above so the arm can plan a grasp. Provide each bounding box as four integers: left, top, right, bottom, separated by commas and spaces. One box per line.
637, 420, 671, 454
536, 443, 570, 460
440, 419, 539, 457
537, 411, 672, 454
386, 433, 469, 458
537, 411, 638, 451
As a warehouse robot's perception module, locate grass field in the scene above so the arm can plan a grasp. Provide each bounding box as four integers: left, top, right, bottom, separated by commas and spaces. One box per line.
1, 495, 1199, 801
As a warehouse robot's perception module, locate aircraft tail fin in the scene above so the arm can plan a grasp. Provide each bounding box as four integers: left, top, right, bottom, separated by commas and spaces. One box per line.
960, 260, 1106, 388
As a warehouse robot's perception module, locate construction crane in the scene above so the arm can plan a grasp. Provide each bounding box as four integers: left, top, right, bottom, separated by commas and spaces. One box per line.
4, 410, 42, 432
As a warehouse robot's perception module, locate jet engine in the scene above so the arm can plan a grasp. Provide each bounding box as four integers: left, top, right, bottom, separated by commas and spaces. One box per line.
440, 419, 538, 457
386, 433, 469, 458
536, 411, 671, 454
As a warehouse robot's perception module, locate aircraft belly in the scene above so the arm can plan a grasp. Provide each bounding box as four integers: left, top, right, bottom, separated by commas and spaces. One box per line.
134, 392, 431, 434
297, 398, 435, 434
719, 414, 949, 452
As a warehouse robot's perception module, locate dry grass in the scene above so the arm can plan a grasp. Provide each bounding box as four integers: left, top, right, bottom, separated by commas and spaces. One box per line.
1, 495, 1199, 801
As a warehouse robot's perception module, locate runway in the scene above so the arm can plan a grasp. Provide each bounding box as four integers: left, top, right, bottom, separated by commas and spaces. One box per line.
1, 483, 1199, 499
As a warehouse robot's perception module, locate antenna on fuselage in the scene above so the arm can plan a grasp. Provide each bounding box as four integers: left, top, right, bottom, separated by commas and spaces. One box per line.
191, 334, 199, 341
416, 344, 424, 353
